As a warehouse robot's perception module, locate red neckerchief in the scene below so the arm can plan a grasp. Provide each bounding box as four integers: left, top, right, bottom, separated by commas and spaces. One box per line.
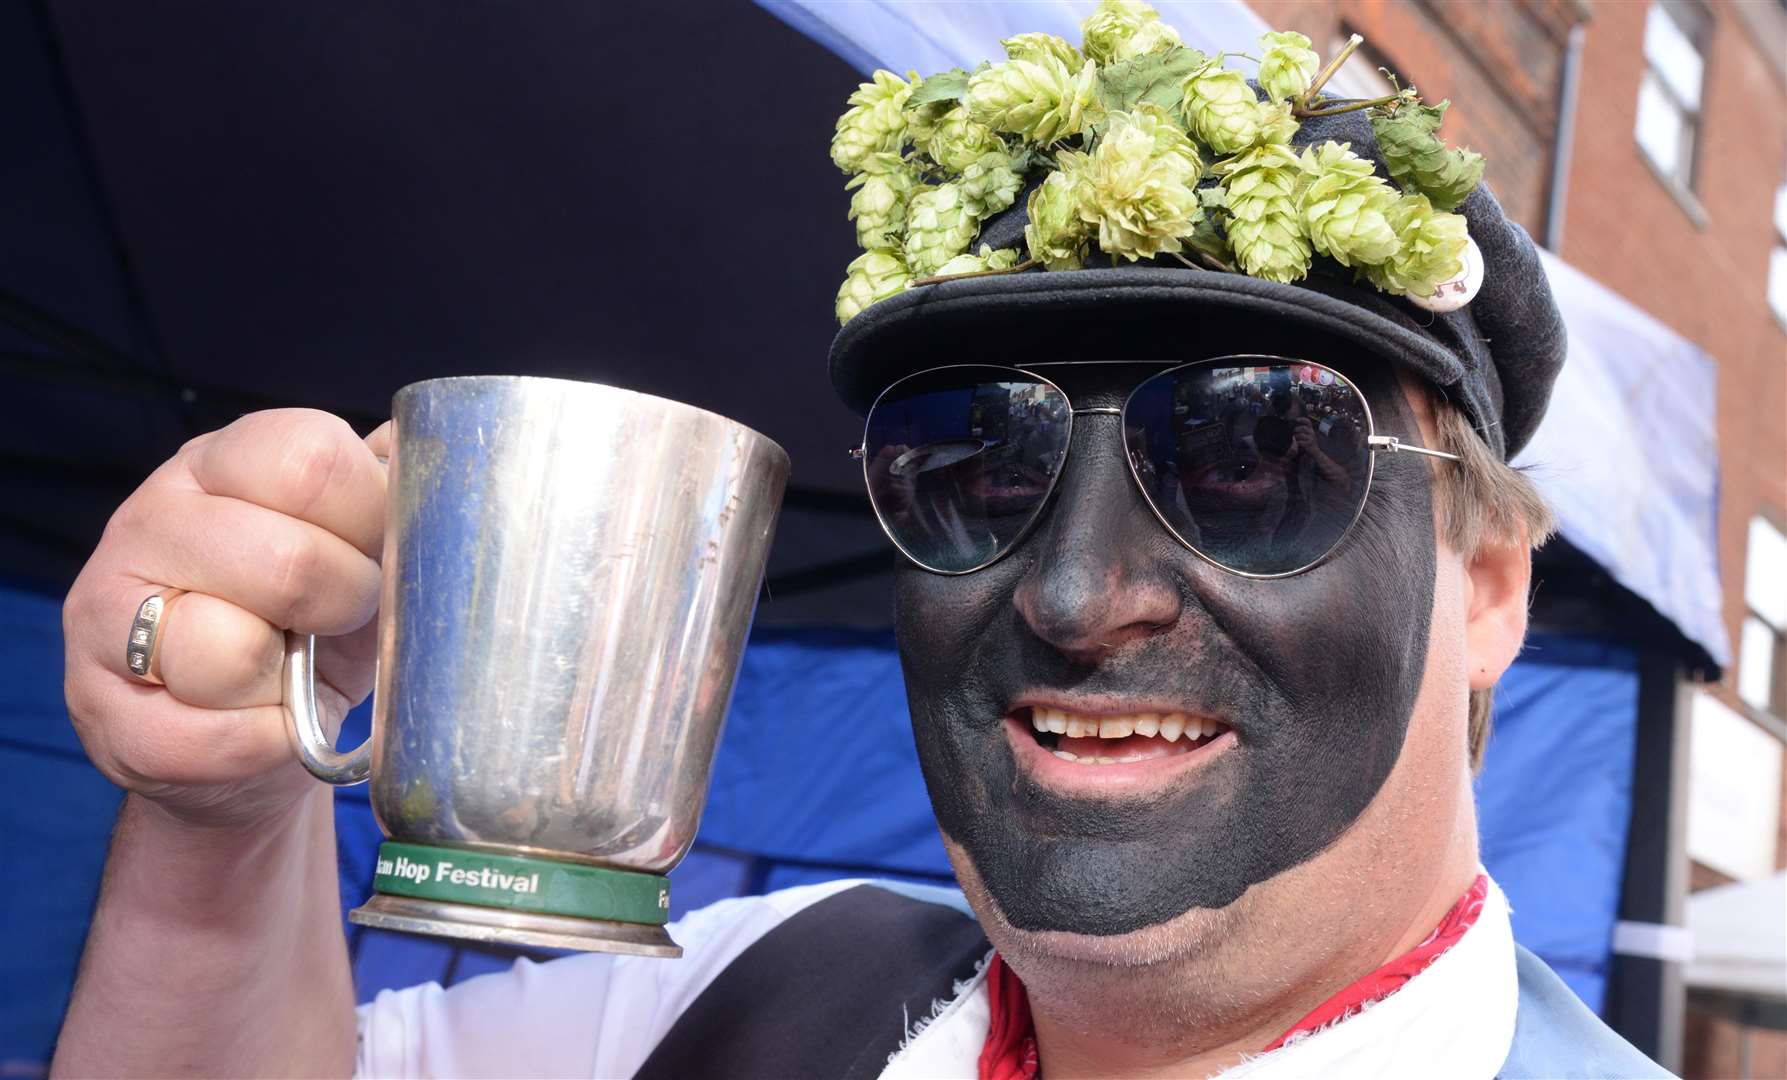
976, 874, 1489, 1080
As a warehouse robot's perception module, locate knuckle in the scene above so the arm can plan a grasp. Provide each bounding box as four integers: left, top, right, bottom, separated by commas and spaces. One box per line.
271, 412, 355, 517
98, 490, 151, 546
265, 531, 320, 628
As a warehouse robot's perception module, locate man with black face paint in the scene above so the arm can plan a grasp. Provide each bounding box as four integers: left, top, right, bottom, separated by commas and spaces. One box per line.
55, 13, 1678, 1080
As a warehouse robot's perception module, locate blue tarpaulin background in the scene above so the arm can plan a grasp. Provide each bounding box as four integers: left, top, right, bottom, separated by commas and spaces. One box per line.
4, 584, 1635, 1069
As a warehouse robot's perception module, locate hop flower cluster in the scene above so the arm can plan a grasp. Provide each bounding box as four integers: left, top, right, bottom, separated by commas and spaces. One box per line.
1073, 108, 1203, 262
831, 0, 1484, 323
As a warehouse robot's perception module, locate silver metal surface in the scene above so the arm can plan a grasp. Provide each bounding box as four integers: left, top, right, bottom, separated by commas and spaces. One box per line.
286, 375, 788, 880
1366, 434, 1462, 461
349, 894, 682, 956
286, 631, 370, 783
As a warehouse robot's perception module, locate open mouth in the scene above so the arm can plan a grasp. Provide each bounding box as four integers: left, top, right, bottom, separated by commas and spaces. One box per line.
1017, 705, 1232, 766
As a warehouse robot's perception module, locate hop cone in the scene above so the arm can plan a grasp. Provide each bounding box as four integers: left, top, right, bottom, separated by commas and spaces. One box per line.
1025, 166, 1090, 271
836, 250, 911, 324
1363, 194, 1468, 297
934, 244, 1023, 276
905, 183, 983, 276
928, 105, 1006, 172
831, 70, 915, 174
1218, 142, 1312, 282
1002, 32, 1084, 70
1258, 30, 1319, 104
1370, 100, 1484, 212
1297, 141, 1399, 267
967, 55, 1101, 145
1081, 0, 1178, 65
1075, 112, 1203, 262
1129, 102, 1204, 181
846, 154, 921, 250
1255, 101, 1301, 147
1182, 62, 1264, 156
958, 151, 1025, 218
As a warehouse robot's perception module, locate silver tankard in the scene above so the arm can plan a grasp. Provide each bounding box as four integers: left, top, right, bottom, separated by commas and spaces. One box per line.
283, 375, 788, 957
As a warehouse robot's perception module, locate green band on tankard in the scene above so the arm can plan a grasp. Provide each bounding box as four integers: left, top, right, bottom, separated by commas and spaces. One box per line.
371, 841, 671, 925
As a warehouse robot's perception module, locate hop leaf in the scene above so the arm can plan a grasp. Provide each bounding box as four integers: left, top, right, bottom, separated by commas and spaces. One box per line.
846, 154, 922, 250
967, 55, 1102, 145
1362, 194, 1468, 297
933, 244, 1023, 276
958, 151, 1026, 218
1002, 32, 1084, 70
1081, 0, 1180, 65
904, 183, 984, 276
1258, 30, 1319, 104
1370, 100, 1485, 212
1074, 111, 1204, 262
927, 104, 1006, 171
836, 250, 911, 324
907, 68, 974, 109
1185, 186, 1235, 265
831, 70, 916, 174
1217, 142, 1312, 282
1297, 141, 1399, 267
1096, 46, 1209, 114
1025, 167, 1091, 271
1181, 61, 1264, 156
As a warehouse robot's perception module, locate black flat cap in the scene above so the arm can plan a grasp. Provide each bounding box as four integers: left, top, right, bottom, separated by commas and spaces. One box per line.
829, 104, 1567, 461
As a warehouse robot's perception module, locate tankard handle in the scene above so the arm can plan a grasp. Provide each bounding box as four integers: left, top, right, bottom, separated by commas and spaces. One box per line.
284, 630, 373, 785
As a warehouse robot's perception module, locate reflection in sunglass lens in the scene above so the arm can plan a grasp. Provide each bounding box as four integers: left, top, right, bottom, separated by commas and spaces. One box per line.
1125, 362, 1372, 576
864, 367, 1071, 573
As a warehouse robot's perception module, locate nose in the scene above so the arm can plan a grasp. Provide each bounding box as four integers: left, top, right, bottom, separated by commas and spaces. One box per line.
1011, 414, 1183, 665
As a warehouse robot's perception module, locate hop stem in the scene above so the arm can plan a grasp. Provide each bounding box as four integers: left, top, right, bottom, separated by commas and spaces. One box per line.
1298, 33, 1362, 109
1172, 251, 1236, 274
911, 257, 1039, 287
1293, 91, 1403, 119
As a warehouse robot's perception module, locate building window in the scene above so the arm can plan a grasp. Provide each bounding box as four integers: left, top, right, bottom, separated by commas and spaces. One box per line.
1739, 516, 1787, 716
1769, 182, 1787, 327
1634, 1, 1708, 193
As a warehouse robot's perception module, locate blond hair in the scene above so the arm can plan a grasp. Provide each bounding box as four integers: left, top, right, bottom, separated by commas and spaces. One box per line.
1428, 398, 1557, 771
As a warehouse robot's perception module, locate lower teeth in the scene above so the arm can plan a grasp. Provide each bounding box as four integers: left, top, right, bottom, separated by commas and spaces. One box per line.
1052, 747, 1191, 765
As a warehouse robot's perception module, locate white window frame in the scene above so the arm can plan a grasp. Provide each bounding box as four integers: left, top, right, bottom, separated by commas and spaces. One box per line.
1769, 182, 1787, 328
1739, 515, 1787, 718
1634, 1, 1708, 196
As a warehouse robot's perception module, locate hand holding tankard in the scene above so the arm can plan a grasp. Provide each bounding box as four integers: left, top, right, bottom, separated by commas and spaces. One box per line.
284, 376, 787, 956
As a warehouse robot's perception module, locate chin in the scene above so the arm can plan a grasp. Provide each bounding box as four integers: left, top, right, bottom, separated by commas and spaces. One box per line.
945, 836, 1248, 972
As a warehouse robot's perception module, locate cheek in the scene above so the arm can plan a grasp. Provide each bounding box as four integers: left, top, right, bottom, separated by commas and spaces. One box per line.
893, 565, 1017, 686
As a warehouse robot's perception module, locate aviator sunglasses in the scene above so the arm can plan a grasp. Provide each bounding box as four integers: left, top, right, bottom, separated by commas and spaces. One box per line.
850, 356, 1461, 579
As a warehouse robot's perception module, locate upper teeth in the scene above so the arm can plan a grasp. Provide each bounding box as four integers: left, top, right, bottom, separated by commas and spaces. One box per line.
1029, 707, 1220, 742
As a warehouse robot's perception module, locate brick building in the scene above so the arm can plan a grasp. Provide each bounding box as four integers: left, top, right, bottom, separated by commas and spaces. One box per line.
1243, 1, 1786, 1075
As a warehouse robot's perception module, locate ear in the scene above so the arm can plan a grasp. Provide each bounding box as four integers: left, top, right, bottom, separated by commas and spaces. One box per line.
1463, 536, 1532, 690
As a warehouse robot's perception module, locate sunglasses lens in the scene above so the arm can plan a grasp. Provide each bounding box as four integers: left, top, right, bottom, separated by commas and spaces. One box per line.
864, 367, 1071, 573
1125, 362, 1373, 575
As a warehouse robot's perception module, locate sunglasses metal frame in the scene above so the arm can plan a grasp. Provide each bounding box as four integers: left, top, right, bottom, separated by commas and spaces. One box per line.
850, 356, 1460, 579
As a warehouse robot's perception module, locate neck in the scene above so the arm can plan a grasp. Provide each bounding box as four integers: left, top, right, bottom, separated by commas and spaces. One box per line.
1024, 791, 1480, 1079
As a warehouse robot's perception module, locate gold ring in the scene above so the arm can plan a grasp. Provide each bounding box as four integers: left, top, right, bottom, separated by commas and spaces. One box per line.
126, 588, 186, 685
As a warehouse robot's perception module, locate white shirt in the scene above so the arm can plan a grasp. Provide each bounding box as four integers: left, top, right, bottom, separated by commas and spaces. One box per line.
357, 877, 1519, 1079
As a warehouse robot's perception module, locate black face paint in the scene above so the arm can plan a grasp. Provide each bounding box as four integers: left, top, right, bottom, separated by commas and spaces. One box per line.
894, 354, 1439, 936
